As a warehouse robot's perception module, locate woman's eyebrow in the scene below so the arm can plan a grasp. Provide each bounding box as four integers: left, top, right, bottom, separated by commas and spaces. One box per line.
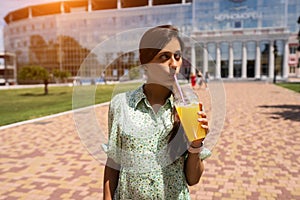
158, 51, 171, 55
158, 50, 181, 55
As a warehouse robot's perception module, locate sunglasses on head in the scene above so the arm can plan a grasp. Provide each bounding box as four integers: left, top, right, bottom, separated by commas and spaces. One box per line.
158, 50, 182, 62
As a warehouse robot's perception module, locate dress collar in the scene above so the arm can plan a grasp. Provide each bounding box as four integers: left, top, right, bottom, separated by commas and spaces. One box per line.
130, 85, 174, 109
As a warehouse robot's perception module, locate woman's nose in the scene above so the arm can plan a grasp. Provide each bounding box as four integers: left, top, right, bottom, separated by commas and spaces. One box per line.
169, 56, 179, 69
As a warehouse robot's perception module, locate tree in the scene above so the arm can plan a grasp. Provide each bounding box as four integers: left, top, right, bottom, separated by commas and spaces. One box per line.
18, 66, 50, 95
53, 69, 71, 83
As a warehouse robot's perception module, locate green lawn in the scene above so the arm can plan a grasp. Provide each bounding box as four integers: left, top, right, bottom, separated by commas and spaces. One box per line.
0, 82, 142, 126
276, 82, 300, 93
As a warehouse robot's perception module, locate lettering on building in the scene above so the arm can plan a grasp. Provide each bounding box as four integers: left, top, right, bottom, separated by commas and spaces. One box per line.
214, 12, 262, 21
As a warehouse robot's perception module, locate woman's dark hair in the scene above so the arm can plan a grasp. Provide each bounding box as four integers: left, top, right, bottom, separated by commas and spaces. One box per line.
139, 25, 188, 159
139, 25, 184, 65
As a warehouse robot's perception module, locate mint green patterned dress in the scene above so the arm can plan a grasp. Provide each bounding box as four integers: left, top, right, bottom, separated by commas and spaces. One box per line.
105, 85, 210, 200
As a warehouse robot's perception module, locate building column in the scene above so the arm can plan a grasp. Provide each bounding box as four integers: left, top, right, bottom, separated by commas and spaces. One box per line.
182, 0, 186, 3
282, 40, 289, 79
242, 42, 247, 78
228, 43, 234, 78
268, 41, 274, 79
191, 42, 196, 75
255, 41, 261, 79
203, 43, 208, 75
13, 54, 17, 84
28, 7, 32, 18
148, 0, 153, 6
60, 2, 65, 14
118, 0, 122, 9
88, 0, 92, 12
216, 43, 221, 79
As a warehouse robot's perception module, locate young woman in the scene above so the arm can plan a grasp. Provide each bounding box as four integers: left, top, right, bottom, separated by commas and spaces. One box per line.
103, 25, 209, 200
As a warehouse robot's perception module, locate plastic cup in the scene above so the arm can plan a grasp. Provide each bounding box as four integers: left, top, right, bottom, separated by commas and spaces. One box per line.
175, 103, 206, 142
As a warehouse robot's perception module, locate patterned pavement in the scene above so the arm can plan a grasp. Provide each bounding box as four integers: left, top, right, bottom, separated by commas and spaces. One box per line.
0, 82, 299, 200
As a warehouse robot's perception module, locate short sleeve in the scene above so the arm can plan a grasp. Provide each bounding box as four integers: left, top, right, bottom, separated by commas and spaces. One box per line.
102, 96, 122, 164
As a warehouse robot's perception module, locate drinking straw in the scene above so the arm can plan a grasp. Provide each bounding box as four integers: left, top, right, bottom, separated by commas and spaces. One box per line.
173, 74, 186, 104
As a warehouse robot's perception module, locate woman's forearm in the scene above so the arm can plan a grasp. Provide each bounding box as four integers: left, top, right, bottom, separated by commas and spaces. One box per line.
103, 158, 120, 200
184, 152, 204, 186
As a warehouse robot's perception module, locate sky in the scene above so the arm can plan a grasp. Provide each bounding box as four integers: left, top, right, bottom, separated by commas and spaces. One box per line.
0, 0, 59, 51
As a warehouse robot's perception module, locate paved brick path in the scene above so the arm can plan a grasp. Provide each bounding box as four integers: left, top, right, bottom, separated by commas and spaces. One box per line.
0, 82, 299, 200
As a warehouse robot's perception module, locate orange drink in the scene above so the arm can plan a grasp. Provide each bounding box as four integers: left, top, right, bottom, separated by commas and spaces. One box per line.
175, 103, 206, 142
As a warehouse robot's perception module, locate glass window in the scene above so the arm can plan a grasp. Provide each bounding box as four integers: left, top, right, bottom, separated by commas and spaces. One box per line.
207, 43, 216, 61
113, 69, 118, 76
233, 41, 242, 60
289, 46, 297, 54
234, 21, 242, 28
290, 66, 296, 73
260, 40, 270, 76
244, 18, 257, 28
246, 41, 256, 60
220, 42, 229, 60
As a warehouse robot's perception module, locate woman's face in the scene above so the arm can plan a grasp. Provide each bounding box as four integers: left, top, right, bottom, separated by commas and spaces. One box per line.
144, 37, 182, 88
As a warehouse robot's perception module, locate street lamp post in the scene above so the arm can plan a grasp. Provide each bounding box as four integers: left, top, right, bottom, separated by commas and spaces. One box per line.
273, 41, 278, 84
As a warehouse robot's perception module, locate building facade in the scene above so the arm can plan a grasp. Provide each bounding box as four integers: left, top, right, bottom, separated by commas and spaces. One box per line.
3, 0, 300, 82
0, 52, 17, 85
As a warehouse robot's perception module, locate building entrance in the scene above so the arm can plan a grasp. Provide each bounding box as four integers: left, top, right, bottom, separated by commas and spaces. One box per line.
221, 60, 228, 78
234, 60, 242, 77
247, 60, 255, 78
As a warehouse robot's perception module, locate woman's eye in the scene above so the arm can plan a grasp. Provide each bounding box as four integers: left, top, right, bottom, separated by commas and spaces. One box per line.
174, 53, 181, 61
160, 54, 170, 61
